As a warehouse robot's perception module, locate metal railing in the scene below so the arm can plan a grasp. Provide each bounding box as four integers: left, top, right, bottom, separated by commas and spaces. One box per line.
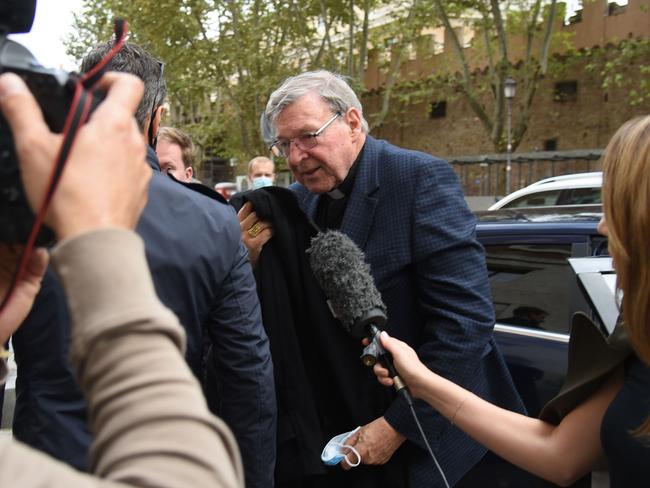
449, 149, 604, 197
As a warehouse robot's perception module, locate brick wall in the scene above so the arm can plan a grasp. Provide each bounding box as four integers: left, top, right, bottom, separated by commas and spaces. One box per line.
362, 50, 650, 160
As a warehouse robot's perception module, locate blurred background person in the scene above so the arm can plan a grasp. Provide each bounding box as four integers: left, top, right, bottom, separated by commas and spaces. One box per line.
156, 126, 195, 182
247, 156, 276, 190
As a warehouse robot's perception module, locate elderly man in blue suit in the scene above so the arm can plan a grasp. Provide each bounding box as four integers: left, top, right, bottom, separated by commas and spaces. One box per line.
240, 70, 524, 487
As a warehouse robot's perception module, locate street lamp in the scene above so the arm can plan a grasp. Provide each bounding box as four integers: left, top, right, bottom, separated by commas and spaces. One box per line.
504, 76, 516, 195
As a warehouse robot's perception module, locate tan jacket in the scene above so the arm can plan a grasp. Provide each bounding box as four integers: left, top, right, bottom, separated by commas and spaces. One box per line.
0, 229, 244, 487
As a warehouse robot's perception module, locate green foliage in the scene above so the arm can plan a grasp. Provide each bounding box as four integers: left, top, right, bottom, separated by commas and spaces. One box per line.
67, 0, 399, 162
561, 39, 650, 107
66, 0, 648, 159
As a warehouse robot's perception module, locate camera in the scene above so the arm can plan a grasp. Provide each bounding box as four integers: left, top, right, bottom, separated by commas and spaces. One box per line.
0, 0, 102, 244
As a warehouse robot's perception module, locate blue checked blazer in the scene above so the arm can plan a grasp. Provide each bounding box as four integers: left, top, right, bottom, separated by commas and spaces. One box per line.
292, 135, 525, 487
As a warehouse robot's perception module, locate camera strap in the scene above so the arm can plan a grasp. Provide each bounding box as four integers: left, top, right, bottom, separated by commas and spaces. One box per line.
0, 20, 129, 316
80, 19, 127, 89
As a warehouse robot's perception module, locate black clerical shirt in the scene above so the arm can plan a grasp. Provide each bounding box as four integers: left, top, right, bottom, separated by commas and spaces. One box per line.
314, 146, 363, 230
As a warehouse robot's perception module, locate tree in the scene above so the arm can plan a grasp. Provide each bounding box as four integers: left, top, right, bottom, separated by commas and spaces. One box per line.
412, 0, 564, 152
67, 0, 443, 160
581, 38, 650, 107
67, 1, 573, 159
69, 0, 331, 161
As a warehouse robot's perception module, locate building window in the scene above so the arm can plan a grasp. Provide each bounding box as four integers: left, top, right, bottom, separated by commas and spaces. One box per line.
429, 101, 447, 119
543, 138, 558, 151
554, 81, 578, 102
607, 1, 627, 16
566, 9, 582, 25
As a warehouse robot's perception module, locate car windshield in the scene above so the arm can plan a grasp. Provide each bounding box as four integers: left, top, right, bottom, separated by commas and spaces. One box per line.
504, 187, 601, 209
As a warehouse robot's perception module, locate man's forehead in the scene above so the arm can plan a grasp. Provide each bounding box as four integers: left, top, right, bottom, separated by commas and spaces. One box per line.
275, 93, 330, 132
158, 139, 181, 154
252, 160, 274, 170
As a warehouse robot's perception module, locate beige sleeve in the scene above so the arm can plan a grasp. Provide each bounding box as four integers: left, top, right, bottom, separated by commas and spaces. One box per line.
0, 229, 244, 488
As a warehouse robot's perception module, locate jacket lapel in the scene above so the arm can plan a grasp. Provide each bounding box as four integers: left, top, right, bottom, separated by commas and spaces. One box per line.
340, 136, 380, 250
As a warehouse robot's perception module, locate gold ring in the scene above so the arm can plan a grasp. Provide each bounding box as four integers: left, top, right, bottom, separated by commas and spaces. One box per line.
248, 222, 263, 238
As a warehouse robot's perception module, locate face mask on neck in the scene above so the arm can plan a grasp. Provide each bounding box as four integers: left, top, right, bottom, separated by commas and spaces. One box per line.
320, 426, 361, 467
252, 176, 273, 190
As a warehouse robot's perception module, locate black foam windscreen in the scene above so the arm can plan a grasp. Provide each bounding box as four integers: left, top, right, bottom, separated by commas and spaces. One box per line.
307, 230, 386, 338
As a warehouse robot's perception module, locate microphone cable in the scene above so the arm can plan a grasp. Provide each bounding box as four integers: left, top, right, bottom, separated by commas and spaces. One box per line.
373, 326, 450, 488
404, 393, 450, 488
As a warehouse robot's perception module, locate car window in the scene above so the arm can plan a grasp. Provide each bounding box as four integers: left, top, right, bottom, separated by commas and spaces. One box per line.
558, 187, 602, 205
485, 243, 574, 333
504, 190, 562, 208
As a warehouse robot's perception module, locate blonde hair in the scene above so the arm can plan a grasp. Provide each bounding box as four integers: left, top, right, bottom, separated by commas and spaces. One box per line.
602, 115, 650, 434
158, 127, 196, 169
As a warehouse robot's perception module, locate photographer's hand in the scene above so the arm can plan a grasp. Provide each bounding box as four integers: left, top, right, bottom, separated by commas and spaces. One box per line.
0, 71, 150, 240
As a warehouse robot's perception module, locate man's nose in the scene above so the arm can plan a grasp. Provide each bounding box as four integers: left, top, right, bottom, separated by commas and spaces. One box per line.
288, 141, 309, 165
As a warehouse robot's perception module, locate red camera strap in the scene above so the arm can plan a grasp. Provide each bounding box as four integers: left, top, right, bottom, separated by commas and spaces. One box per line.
0, 19, 129, 317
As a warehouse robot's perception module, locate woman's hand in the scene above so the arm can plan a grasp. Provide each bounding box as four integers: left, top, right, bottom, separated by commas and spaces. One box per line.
372, 331, 432, 398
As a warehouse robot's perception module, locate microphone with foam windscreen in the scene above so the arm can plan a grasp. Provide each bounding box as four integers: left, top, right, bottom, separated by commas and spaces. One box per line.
307, 230, 409, 396
308, 230, 450, 487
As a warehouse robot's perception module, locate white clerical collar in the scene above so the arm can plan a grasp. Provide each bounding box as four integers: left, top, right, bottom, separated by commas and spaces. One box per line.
327, 188, 346, 200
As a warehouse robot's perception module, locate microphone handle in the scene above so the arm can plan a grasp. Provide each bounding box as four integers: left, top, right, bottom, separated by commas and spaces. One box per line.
369, 325, 412, 405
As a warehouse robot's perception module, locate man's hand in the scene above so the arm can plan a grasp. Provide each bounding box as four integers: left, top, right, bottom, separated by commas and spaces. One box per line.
341, 416, 406, 469
0, 71, 150, 241
238, 201, 273, 266
0, 246, 48, 342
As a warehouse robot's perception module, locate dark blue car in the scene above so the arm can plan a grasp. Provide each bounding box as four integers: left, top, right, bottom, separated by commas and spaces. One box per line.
472, 206, 609, 487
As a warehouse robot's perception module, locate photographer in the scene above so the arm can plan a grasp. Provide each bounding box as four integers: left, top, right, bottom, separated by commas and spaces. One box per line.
0, 72, 243, 487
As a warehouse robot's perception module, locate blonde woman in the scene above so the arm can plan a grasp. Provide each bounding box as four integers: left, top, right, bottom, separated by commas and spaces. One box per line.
373, 115, 650, 487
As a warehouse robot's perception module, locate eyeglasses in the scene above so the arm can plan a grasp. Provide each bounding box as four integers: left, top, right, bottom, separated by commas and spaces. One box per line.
269, 112, 341, 158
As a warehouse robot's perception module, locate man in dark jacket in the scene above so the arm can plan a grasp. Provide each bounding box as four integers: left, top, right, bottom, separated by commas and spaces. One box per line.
12, 42, 276, 488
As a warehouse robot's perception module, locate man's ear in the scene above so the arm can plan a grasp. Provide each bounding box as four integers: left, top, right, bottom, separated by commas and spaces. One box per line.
152, 105, 165, 139
185, 166, 193, 180
345, 107, 364, 140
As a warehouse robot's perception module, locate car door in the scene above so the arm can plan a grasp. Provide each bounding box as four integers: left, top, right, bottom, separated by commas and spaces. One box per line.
479, 226, 606, 416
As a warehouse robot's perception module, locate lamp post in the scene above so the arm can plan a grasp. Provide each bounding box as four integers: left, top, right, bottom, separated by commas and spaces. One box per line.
504, 76, 516, 196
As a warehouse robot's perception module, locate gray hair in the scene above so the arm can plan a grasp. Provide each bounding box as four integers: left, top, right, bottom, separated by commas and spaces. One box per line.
259, 112, 275, 147
264, 70, 369, 140
81, 41, 167, 132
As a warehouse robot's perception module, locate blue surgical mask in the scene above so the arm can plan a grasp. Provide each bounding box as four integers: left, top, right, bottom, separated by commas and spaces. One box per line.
252, 176, 273, 190
320, 426, 361, 467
